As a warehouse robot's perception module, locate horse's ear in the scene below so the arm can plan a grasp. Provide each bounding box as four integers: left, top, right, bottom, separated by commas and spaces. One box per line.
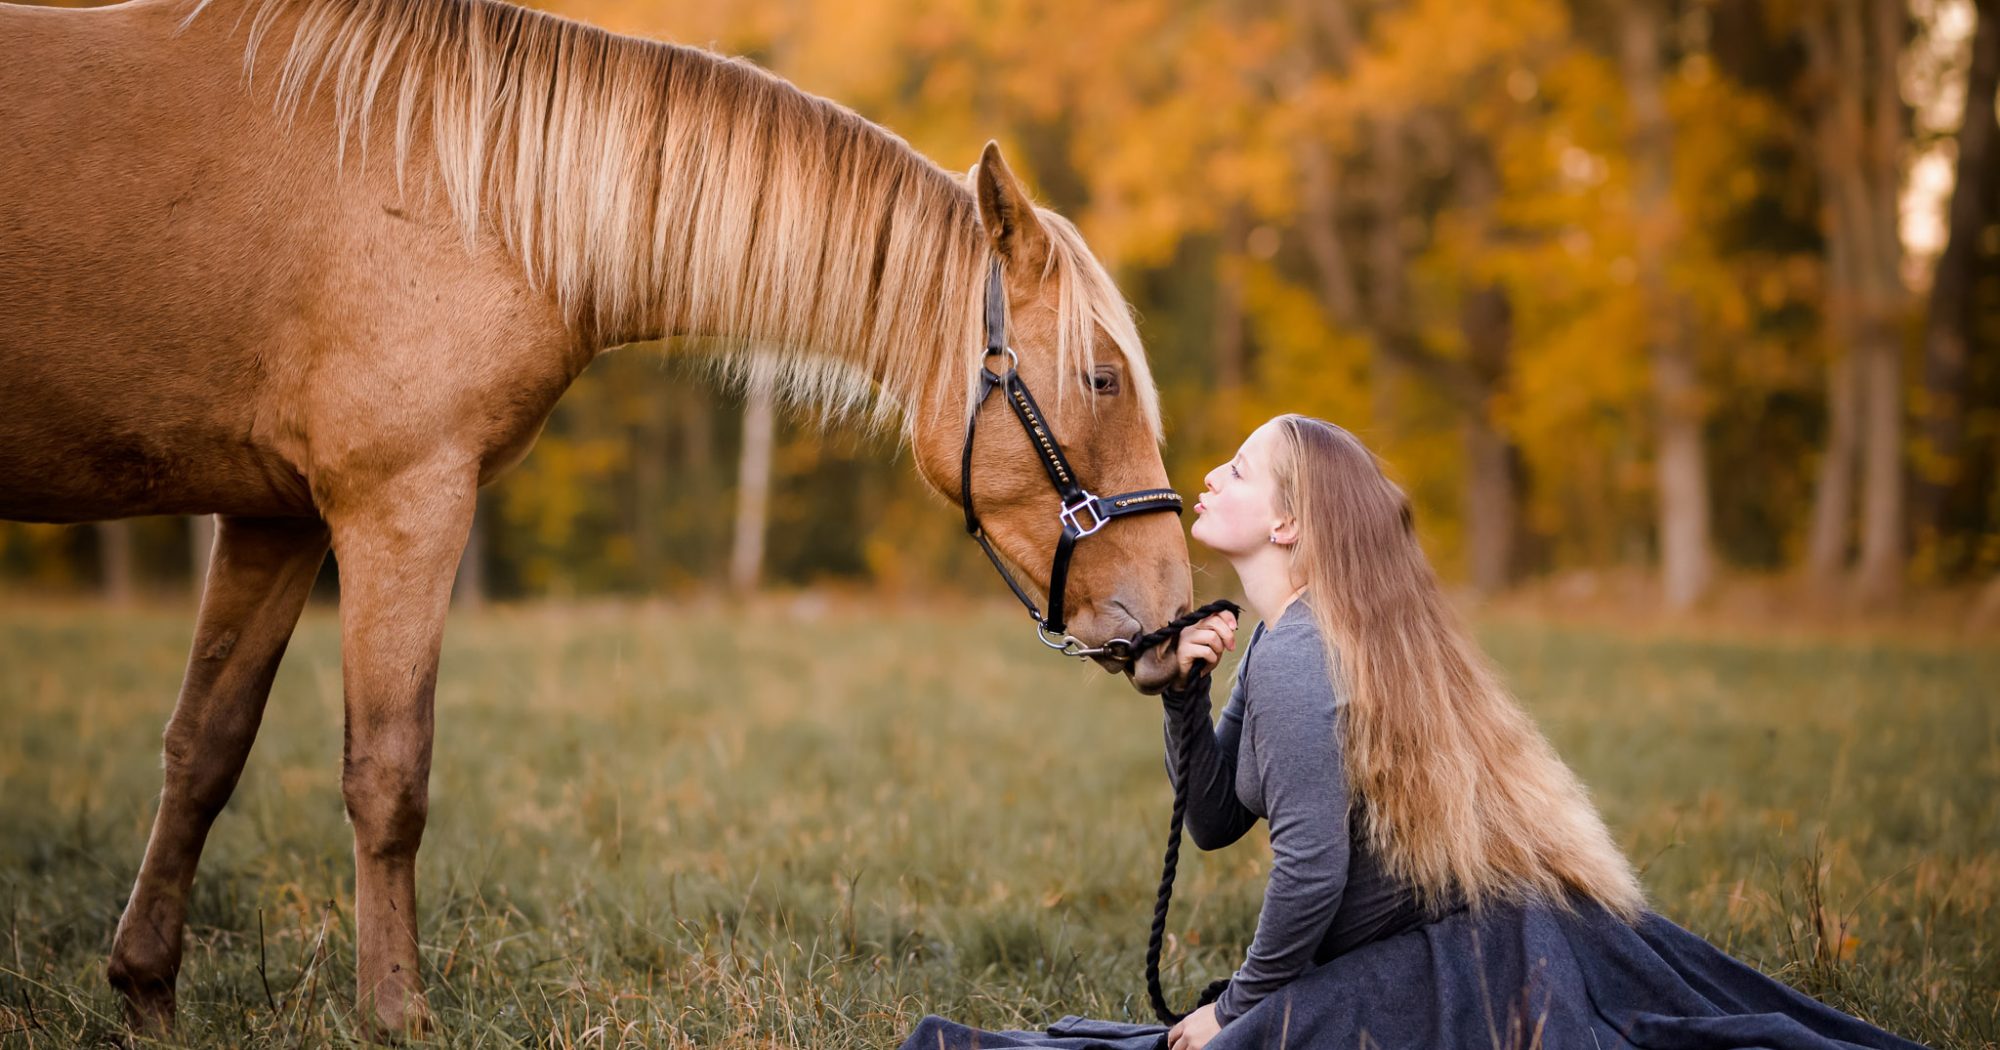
976, 141, 1049, 268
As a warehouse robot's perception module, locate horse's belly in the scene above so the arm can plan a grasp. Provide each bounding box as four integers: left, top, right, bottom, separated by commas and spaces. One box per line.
0, 403, 315, 524
0, 341, 314, 522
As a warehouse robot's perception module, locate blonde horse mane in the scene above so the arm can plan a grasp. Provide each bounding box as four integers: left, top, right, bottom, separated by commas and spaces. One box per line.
177, 0, 1161, 440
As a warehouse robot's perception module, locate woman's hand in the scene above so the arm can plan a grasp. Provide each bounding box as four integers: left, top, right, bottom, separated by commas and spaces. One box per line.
1172, 609, 1238, 685
1167, 1003, 1222, 1050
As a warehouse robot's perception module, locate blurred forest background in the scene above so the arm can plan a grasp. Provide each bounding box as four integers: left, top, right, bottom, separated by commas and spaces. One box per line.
4, 2, 1997, 1043
5, 0, 1998, 624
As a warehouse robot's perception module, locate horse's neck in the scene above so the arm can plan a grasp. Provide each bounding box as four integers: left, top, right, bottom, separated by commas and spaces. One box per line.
615, 175, 984, 418
186, 0, 984, 414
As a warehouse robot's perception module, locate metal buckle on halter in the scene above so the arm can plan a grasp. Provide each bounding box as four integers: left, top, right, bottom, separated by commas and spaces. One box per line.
1059, 492, 1108, 538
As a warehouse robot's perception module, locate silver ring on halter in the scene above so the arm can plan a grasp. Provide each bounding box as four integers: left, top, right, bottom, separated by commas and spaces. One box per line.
982, 346, 1019, 377
1037, 623, 1137, 661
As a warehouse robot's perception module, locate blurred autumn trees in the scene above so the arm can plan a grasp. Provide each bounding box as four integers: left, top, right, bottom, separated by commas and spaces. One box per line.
4, 0, 1996, 615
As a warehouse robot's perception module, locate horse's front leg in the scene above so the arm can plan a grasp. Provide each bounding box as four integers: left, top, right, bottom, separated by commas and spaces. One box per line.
325, 463, 477, 1039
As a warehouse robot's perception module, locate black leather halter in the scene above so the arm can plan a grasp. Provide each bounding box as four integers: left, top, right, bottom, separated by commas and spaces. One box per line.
959, 258, 1185, 657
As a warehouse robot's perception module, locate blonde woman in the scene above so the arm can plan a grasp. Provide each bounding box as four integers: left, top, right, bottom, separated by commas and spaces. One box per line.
900, 414, 1925, 1050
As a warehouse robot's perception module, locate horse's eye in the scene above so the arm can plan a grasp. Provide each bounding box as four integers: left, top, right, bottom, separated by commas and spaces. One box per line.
1088, 367, 1119, 395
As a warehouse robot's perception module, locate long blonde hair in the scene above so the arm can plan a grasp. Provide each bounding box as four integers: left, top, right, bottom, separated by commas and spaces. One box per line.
1267, 415, 1645, 920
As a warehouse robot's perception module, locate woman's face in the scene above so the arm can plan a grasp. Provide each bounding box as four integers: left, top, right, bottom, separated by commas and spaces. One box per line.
1191, 421, 1288, 556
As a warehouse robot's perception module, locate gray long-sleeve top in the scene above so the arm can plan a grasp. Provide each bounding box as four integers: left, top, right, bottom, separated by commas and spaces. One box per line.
1160, 597, 1441, 1026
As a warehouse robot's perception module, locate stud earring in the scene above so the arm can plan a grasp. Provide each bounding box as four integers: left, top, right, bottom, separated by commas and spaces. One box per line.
1269, 532, 1280, 544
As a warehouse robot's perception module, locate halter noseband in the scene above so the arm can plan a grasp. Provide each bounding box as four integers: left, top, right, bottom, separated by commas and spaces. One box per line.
959, 257, 1185, 660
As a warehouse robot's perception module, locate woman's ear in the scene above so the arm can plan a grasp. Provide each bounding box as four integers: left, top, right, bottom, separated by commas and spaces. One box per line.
1270, 517, 1300, 546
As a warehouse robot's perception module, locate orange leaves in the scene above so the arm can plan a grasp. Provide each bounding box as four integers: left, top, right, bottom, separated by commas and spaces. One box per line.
1354, 0, 1570, 118
465, 0, 1911, 593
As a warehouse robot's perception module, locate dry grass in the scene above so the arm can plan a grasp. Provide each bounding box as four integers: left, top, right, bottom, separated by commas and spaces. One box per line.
0, 597, 1992, 1047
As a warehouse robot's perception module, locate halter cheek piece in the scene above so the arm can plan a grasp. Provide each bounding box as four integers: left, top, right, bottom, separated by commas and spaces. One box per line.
961, 260, 1242, 1023
959, 258, 1185, 659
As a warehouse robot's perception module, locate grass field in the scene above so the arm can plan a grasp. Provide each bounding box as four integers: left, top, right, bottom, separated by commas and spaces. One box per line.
0, 598, 1994, 1048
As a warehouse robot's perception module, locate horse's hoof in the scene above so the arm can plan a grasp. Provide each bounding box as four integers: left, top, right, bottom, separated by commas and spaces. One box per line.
107, 958, 177, 1038
361, 986, 433, 1044
115, 986, 176, 1039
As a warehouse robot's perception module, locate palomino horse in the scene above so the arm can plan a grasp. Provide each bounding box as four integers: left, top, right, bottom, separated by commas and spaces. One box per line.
0, 0, 1193, 1034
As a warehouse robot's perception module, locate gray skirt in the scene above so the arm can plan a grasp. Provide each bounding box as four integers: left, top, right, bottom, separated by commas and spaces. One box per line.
896, 900, 1929, 1050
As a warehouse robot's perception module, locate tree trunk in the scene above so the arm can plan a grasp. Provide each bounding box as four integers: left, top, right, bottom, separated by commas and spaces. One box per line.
1854, 0, 1912, 606
1800, 2, 1876, 598
1286, 0, 1362, 327
1297, 140, 1361, 326
631, 385, 672, 590
1854, 315, 1907, 606
96, 520, 135, 605
453, 498, 485, 608
1212, 202, 1250, 451
1457, 144, 1521, 596
1975, 572, 2000, 630
1459, 281, 1519, 595
730, 370, 776, 593
1620, 0, 1714, 612
678, 381, 720, 576
1215, 204, 1248, 393
1653, 353, 1714, 611
1805, 347, 1860, 588
1366, 118, 1411, 439
189, 514, 216, 598
1913, 0, 1999, 570
1461, 396, 1519, 596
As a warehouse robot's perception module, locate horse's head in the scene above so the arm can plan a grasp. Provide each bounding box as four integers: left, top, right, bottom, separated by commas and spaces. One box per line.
912, 142, 1192, 694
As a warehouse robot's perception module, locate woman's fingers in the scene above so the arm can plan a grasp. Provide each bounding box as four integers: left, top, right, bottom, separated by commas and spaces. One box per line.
1175, 613, 1244, 679
1176, 643, 1221, 678
1177, 630, 1221, 664
1183, 626, 1222, 651
1199, 612, 1237, 650
1173, 609, 1246, 681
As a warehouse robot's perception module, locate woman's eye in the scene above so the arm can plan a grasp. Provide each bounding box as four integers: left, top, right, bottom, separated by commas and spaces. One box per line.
1229, 464, 1241, 479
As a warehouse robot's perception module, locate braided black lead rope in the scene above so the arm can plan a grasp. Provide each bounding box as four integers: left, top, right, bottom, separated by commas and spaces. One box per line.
1119, 598, 1240, 661
1128, 598, 1242, 1025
